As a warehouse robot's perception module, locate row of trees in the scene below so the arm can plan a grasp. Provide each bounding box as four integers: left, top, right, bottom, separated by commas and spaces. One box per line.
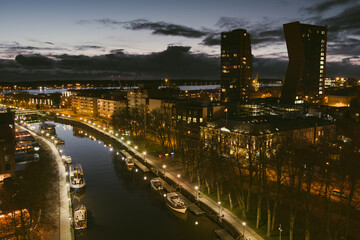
111, 106, 360, 239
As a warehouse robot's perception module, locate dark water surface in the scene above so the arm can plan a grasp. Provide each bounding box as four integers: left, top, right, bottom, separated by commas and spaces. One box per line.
36, 122, 220, 240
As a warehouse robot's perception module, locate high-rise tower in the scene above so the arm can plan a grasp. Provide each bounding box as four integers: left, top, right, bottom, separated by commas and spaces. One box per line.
221, 29, 253, 104
281, 21, 327, 104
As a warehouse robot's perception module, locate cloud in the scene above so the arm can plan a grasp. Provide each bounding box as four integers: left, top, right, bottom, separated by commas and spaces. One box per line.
303, 0, 357, 13
201, 34, 221, 46
0, 46, 220, 81
15, 54, 55, 68
82, 18, 210, 38
74, 45, 104, 51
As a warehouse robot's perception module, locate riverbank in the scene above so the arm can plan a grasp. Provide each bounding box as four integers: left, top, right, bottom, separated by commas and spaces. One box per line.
50, 114, 263, 240
22, 125, 74, 240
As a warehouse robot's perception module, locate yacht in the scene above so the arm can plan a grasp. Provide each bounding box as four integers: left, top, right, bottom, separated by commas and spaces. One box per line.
166, 192, 187, 213
73, 204, 87, 231
150, 179, 163, 191
69, 164, 86, 190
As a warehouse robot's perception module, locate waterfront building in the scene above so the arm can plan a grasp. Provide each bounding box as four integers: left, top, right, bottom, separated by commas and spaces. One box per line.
220, 29, 253, 104
281, 21, 327, 104
201, 115, 335, 159
97, 98, 126, 119
0, 109, 15, 181
71, 96, 98, 116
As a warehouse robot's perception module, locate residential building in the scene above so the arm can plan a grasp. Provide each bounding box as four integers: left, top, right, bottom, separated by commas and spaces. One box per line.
97, 98, 126, 119
221, 29, 253, 104
127, 89, 148, 108
71, 96, 98, 116
281, 21, 327, 104
0, 109, 15, 181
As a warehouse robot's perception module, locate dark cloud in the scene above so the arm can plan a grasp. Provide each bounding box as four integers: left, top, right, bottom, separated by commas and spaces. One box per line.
124, 19, 208, 38
45, 42, 54, 45
74, 45, 104, 51
253, 57, 288, 79
0, 46, 220, 81
84, 18, 209, 38
303, 0, 356, 13
15, 54, 55, 68
318, 5, 360, 33
215, 17, 250, 30
201, 34, 221, 46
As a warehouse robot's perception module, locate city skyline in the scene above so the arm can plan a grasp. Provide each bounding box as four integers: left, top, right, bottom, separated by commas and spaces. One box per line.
0, 0, 359, 81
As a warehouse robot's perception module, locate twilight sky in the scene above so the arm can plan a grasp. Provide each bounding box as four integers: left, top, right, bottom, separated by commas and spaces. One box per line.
0, 0, 359, 81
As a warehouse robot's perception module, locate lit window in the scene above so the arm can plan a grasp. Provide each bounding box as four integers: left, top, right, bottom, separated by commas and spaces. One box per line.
199, 118, 203, 123
233, 54, 237, 57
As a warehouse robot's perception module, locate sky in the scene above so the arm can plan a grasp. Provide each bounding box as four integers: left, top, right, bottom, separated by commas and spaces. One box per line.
0, 0, 359, 81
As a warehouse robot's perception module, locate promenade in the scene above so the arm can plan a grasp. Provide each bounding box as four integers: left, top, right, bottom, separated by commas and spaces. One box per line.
21, 125, 73, 240
57, 115, 263, 240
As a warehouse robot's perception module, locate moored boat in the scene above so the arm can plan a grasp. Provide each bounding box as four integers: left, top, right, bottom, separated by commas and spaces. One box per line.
150, 179, 163, 191
166, 192, 187, 214
74, 204, 87, 231
120, 150, 134, 167
62, 155, 72, 164
69, 164, 86, 190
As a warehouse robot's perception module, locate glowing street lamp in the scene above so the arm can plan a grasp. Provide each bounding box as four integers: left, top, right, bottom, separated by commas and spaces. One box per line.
195, 186, 199, 201
162, 165, 166, 175
279, 224, 283, 240
242, 222, 246, 237
218, 202, 221, 215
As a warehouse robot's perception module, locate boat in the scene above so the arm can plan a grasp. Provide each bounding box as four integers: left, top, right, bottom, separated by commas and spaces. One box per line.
68, 164, 86, 190
120, 150, 134, 167
73, 204, 87, 231
62, 155, 72, 164
166, 192, 187, 214
150, 179, 163, 191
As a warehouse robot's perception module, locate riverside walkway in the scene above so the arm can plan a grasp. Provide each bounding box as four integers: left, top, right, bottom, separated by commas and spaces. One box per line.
19, 124, 73, 240
56, 115, 263, 240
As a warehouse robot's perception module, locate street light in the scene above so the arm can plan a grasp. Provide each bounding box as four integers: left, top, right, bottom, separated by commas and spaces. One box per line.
279, 224, 282, 240
162, 165, 166, 175
242, 222, 246, 237
195, 186, 199, 201
177, 174, 181, 187
217, 201, 221, 215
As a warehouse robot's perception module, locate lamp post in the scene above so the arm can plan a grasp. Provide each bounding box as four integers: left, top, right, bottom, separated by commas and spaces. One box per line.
279, 224, 282, 240
177, 174, 181, 187
162, 165, 166, 175
242, 222, 246, 237
195, 186, 199, 201
217, 201, 221, 215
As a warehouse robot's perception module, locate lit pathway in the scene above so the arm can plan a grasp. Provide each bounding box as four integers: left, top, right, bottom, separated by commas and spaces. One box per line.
19, 124, 73, 240
58, 116, 263, 240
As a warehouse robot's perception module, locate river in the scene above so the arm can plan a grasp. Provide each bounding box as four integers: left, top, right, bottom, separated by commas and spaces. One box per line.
34, 121, 220, 240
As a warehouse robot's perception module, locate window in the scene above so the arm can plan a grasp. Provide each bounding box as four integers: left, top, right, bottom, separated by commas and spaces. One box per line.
199, 118, 203, 123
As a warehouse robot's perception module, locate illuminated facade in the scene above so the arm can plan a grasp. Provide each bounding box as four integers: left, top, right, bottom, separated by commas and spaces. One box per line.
97, 98, 126, 119
71, 96, 98, 116
281, 21, 327, 104
220, 29, 253, 103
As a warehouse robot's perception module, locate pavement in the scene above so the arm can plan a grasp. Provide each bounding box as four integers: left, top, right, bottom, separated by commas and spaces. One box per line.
20, 125, 73, 240
58, 115, 264, 240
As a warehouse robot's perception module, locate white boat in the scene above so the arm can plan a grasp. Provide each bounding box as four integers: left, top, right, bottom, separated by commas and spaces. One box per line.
69, 164, 86, 190
62, 155, 72, 164
150, 179, 163, 191
120, 150, 134, 167
166, 192, 187, 214
74, 204, 87, 230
